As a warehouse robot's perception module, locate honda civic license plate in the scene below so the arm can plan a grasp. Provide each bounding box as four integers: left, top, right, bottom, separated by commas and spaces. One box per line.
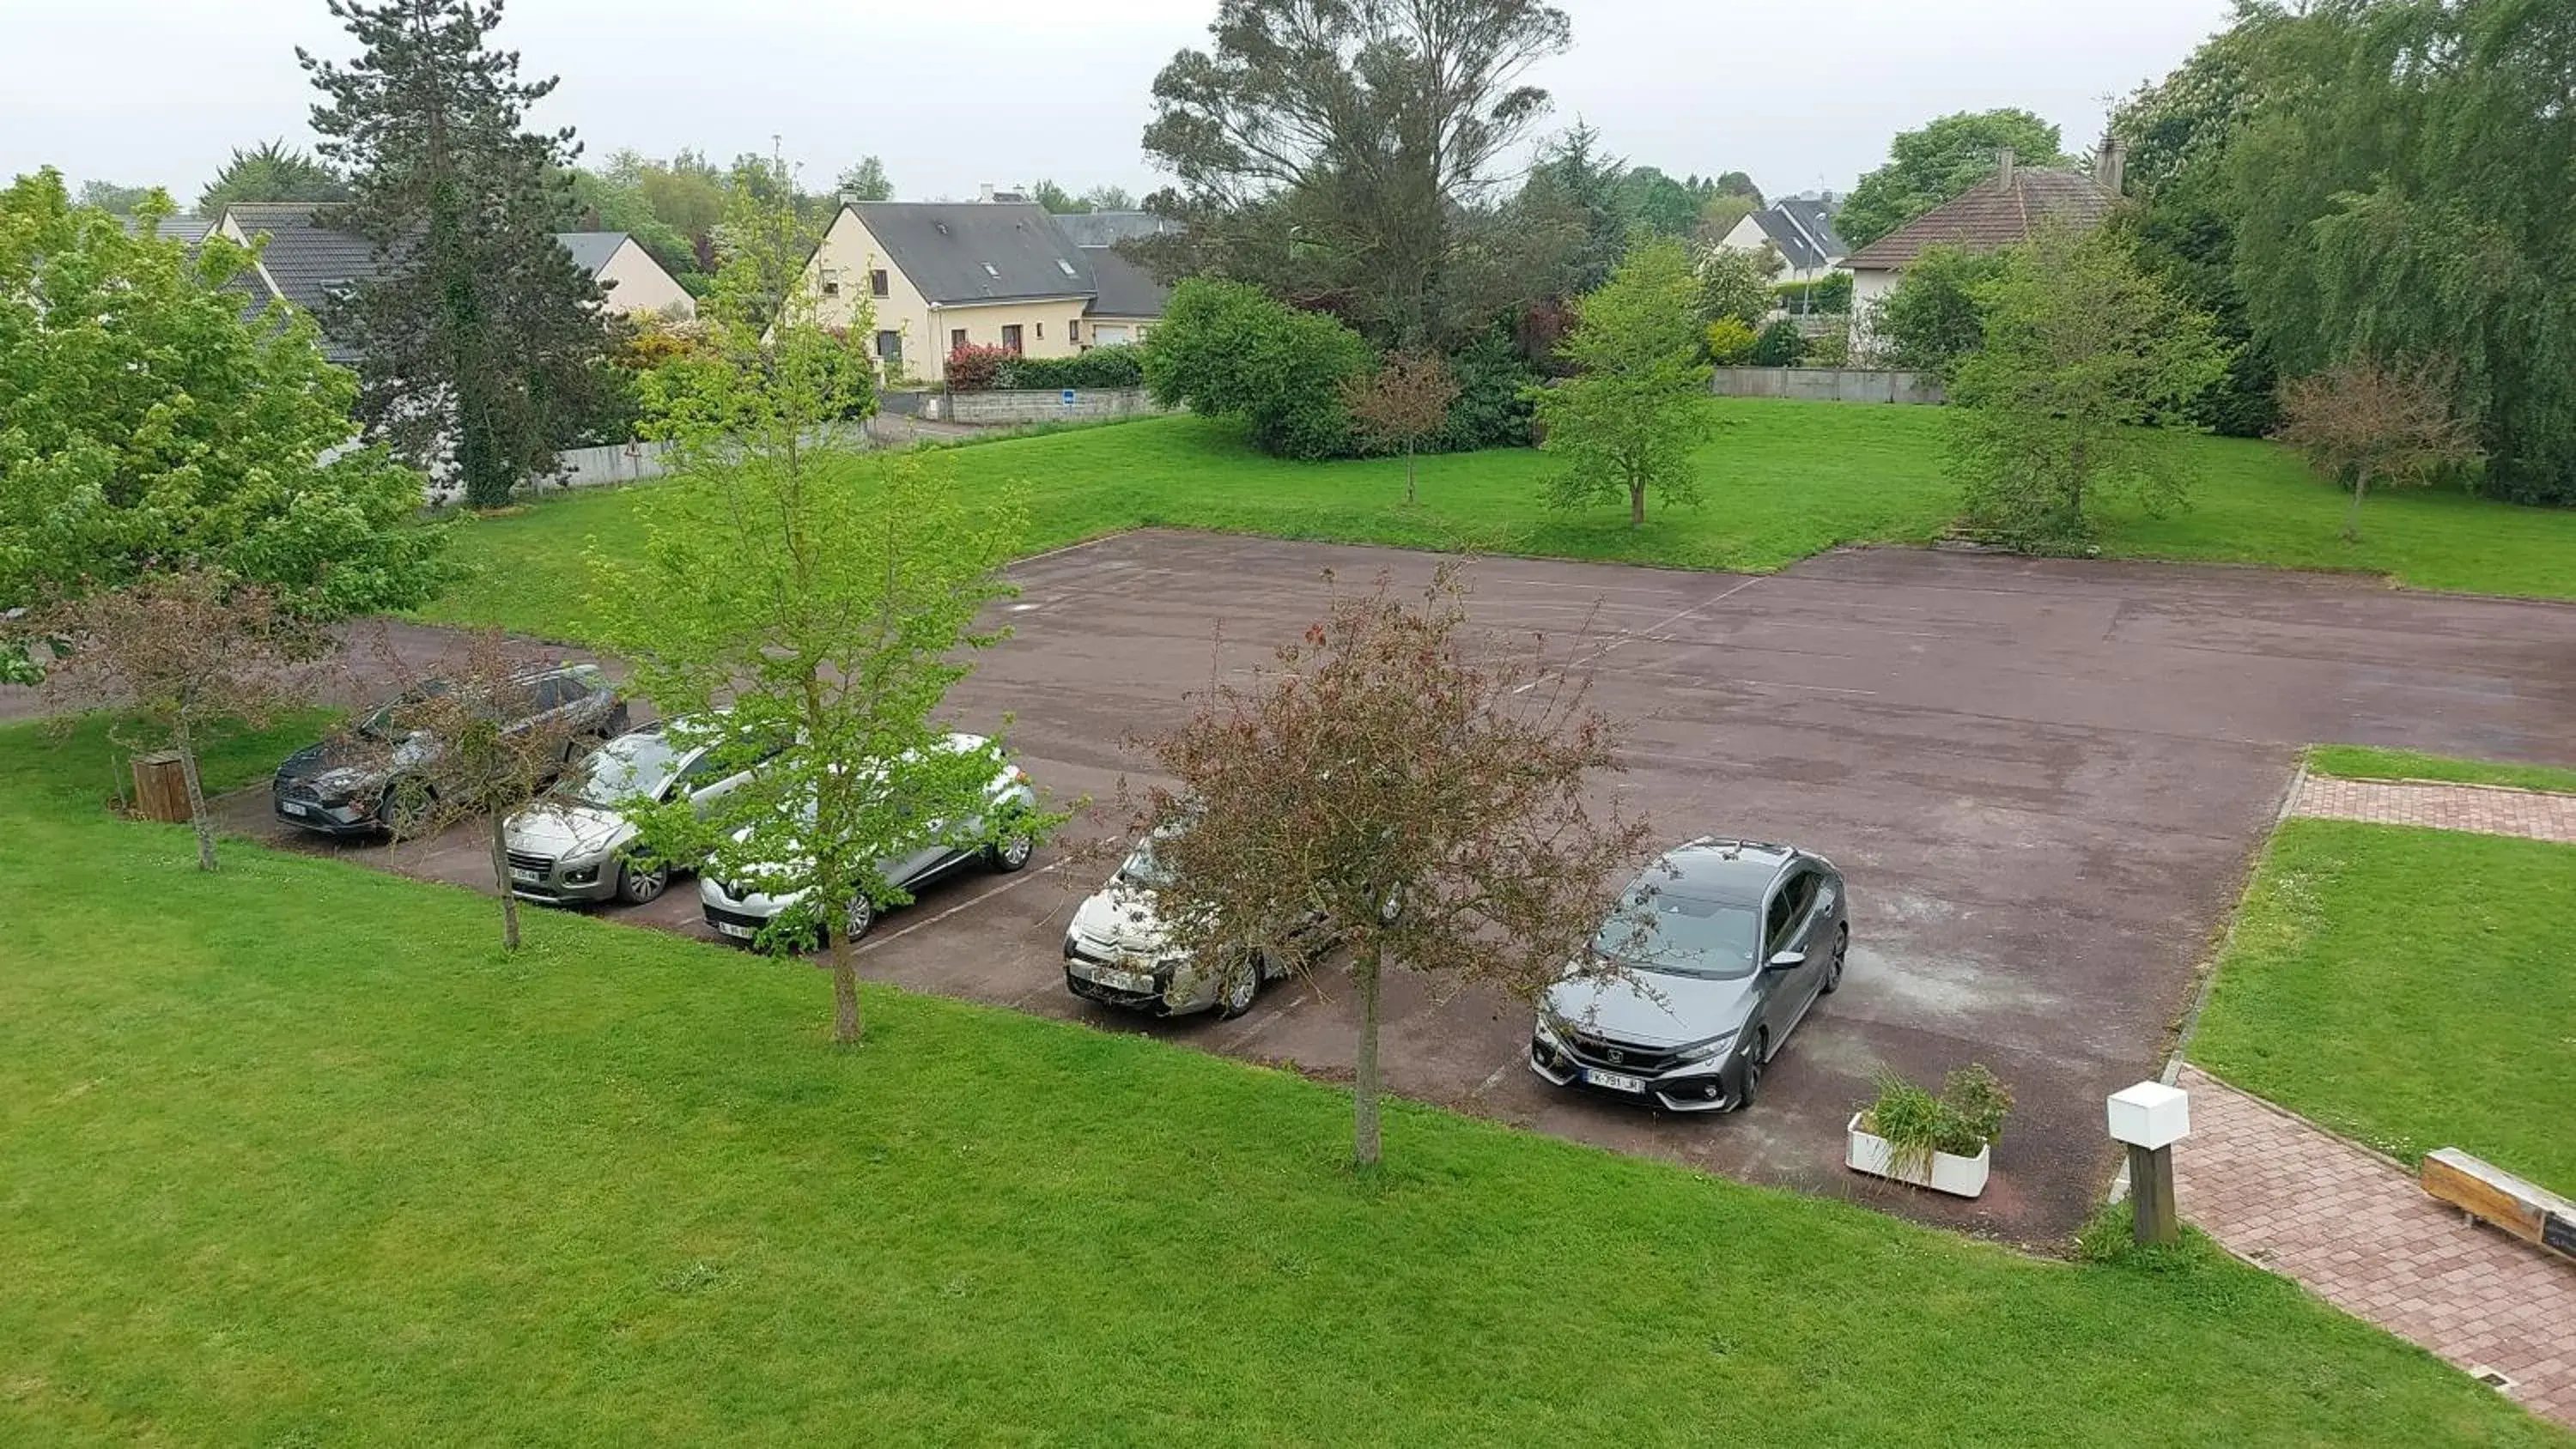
1583, 1068, 1647, 1094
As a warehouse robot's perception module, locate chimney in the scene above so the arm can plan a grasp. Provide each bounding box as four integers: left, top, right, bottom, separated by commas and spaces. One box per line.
836, 190, 857, 208
2096, 135, 2127, 197
1995, 147, 2016, 188
978, 182, 995, 204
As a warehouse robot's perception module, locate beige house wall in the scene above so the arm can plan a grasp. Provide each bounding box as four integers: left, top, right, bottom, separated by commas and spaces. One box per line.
594, 239, 695, 319
802, 208, 1088, 385
1079, 315, 1158, 349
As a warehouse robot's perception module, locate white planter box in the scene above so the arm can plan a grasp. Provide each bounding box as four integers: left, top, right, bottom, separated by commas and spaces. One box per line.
1846, 1113, 1991, 1198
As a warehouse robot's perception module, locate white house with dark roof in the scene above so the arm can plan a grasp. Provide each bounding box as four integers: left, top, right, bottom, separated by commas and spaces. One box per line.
1712, 197, 1850, 285
800, 201, 1171, 383
555, 231, 695, 320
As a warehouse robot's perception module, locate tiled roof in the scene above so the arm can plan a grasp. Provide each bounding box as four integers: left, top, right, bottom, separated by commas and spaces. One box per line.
1081, 246, 1166, 320
1841, 168, 2112, 271
1051, 210, 1182, 248
1752, 199, 1848, 271
848, 201, 1094, 305
221, 201, 384, 316
554, 230, 628, 276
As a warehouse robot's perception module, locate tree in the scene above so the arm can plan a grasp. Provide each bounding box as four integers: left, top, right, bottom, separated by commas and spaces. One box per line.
1693, 191, 1757, 245
1142, 277, 1373, 458
610, 149, 729, 267
1714, 171, 1762, 203
1345, 350, 1461, 503
371, 629, 605, 950
835, 155, 893, 202
1838, 109, 2069, 248
590, 172, 1048, 1046
1692, 239, 1780, 330
2276, 356, 2481, 542
1534, 239, 1717, 526
39, 571, 329, 870
1520, 123, 1631, 294
301, 0, 616, 509
75, 179, 156, 214
1141, 0, 1573, 348
196, 139, 349, 215
1750, 318, 1804, 367
565, 166, 698, 277
1619, 166, 1712, 238
1134, 567, 1649, 1168
1866, 244, 2008, 373
1947, 227, 2229, 551
0, 170, 444, 680
1080, 183, 1136, 212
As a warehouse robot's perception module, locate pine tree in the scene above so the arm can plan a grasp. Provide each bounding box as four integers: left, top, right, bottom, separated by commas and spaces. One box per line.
301, 0, 611, 508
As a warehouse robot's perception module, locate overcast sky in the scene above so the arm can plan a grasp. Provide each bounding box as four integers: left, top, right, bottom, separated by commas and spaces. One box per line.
9, 0, 2233, 208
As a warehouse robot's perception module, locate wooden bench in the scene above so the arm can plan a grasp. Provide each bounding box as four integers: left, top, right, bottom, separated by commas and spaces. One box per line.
2421, 1149, 2576, 1261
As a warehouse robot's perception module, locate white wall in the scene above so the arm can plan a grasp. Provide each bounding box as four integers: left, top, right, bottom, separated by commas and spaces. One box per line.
595, 239, 695, 319
1848, 267, 1901, 361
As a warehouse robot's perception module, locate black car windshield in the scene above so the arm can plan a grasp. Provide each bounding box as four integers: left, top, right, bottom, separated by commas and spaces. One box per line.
1593, 890, 1761, 979
557, 734, 682, 807
355, 680, 453, 738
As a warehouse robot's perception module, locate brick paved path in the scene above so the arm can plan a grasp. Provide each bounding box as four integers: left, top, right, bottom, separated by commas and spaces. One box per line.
2173, 1065, 2576, 1428
2293, 774, 2576, 844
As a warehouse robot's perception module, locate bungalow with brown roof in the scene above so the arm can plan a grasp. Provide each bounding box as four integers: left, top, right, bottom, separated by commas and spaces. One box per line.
1845, 138, 2125, 360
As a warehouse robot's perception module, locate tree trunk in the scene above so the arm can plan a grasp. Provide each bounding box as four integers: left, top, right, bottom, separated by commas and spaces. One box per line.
830, 912, 863, 1046
2343, 467, 2370, 543
173, 712, 216, 873
1352, 946, 1383, 1171
487, 810, 521, 952
1405, 441, 1418, 506
1629, 482, 1646, 528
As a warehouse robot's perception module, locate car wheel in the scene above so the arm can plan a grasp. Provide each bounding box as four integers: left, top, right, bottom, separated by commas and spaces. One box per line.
1735, 1030, 1769, 1113
617, 860, 670, 905
1217, 953, 1261, 1019
1820, 924, 1849, 995
380, 778, 436, 836
987, 833, 1034, 873
844, 895, 876, 943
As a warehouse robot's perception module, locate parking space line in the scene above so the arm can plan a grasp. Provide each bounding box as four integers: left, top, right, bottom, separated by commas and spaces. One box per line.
854, 859, 1067, 956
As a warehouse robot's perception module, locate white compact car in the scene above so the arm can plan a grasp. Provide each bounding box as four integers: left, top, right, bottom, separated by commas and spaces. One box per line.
1061, 828, 1327, 1019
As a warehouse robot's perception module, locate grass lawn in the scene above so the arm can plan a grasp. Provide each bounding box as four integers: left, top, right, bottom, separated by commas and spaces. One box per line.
418, 399, 2576, 643
0, 717, 2561, 1446
2306, 745, 2576, 797
2192, 819, 2576, 1198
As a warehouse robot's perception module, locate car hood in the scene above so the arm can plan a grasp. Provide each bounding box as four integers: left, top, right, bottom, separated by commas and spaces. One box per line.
505, 802, 634, 859
274, 733, 419, 785
1069, 882, 1169, 956
1544, 962, 1759, 1048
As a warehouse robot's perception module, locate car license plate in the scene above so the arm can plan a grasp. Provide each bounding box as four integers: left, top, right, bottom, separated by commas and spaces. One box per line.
1086, 965, 1152, 994
714, 921, 755, 939
508, 868, 542, 884
281, 801, 310, 817
1584, 1068, 1648, 1094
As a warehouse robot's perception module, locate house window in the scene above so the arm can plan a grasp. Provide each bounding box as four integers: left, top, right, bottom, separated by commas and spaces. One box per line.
1035, 322, 1044, 340
1000, 324, 1024, 355
869, 270, 889, 298
951, 328, 968, 351
875, 330, 902, 367
1068, 318, 1080, 344
822, 279, 841, 297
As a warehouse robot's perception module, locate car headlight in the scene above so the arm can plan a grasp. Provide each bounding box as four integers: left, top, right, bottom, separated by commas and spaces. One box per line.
1674, 1031, 1738, 1065
1534, 1008, 1568, 1045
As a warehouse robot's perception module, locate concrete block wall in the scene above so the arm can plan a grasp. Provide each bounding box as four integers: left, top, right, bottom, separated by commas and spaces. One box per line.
929, 388, 1173, 425
1710, 367, 1945, 406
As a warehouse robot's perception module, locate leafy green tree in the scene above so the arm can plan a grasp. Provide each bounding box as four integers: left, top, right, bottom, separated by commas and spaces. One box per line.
1534, 239, 1716, 526
1866, 244, 2008, 373
1839, 109, 2069, 247
1947, 227, 2228, 550
565, 167, 697, 277
835, 155, 892, 203
1750, 318, 1804, 367
1080, 183, 1136, 211
75, 179, 156, 214
302, 0, 614, 509
1030, 179, 1094, 213
0, 170, 442, 679
1692, 240, 1779, 329
609, 148, 728, 266
1141, 278, 1372, 458
1521, 123, 1631, 294
1714, 171, 1762, 204
590, 176, 1050, 1046
195, 139, 349, 215
1617, 166, 1711, 237
1142, 0, 1573, 348
1694, 191, 1757, 245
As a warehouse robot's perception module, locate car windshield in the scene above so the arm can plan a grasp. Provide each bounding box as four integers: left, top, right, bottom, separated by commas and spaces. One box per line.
1592, 889, 1761, 979
355, 681, 453, 739
1115, 836, 1174, 890
556, 734, 683, 808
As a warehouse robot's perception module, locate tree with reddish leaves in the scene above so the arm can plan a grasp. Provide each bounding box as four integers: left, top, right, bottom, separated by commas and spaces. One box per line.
2275, 356, 2481, 543
1344, 351, 1461, 506
40, 568, 331, 871
1131, 567, 1649, 1170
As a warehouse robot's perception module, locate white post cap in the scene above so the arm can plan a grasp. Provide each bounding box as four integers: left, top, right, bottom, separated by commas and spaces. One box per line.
2108, 1081, 2190, 1149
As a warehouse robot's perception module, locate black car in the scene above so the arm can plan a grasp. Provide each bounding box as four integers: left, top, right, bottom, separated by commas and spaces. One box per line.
1530, 839, 1848, 1113
271, 664, 628, 837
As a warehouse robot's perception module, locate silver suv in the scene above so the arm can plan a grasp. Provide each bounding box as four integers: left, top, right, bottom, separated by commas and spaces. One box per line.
501, 718, 777, 906
1530, 839, 1847, 1113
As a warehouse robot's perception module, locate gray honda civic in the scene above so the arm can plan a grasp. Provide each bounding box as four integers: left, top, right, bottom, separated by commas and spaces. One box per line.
1530, 839, 1847, 1113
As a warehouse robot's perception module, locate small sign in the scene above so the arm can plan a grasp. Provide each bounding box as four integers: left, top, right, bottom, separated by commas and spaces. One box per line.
1060, 389, 1077, 407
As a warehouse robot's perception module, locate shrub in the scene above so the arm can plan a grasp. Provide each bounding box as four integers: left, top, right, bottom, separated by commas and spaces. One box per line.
1861, 1064, 2014, 1174
1771, 271, 1854, 314
993, 345, 1146, 391
1871, 245, 2009, 375
944, 343, 1014, 393
1803, 318, 1852, 368
1704, 318, 1759, 365
1142, 277, 1369, 459
1751, 318, 1805, 367
1426, 329, 1540, 452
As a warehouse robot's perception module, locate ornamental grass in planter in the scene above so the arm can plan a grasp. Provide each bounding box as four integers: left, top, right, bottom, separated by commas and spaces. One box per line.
1848, 1064, 2014, 1198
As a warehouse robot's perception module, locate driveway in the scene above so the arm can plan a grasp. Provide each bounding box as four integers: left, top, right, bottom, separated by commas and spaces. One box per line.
220, 533, 2576, 1245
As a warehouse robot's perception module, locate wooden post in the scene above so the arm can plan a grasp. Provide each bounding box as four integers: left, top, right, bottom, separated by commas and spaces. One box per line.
131, 750, 192, 824
2129, 1143, 2178, 1246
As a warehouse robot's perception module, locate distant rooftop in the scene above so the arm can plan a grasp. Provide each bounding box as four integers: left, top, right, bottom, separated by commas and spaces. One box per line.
1841, 161, 2112, 272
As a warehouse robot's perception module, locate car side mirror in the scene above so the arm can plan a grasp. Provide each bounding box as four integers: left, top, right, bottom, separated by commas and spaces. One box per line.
1766, 949, 1807, 973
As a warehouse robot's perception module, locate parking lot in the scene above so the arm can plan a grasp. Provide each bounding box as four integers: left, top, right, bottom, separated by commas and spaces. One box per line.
224, 531, 2576, 1244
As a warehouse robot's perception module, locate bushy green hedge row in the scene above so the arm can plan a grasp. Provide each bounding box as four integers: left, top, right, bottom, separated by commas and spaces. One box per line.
1771, 272, 1853, 314
993, 346, 1146, 391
